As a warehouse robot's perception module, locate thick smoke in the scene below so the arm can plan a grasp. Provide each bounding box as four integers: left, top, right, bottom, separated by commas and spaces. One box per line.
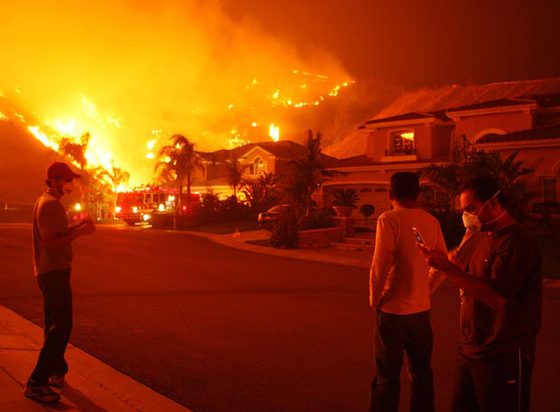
0, 0, 351, 183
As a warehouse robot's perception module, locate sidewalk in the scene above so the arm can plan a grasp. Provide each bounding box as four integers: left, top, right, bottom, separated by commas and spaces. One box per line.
0, 305, 191, 412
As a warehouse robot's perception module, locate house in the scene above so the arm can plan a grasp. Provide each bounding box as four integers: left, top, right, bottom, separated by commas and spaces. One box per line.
192, 140, 336, 199
326, 85, 560, 218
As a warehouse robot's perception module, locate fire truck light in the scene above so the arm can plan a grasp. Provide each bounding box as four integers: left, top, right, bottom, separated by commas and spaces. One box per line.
158, 203, 165, 212
74, 203, 82, 212
142, 214, 151, 222
115, 206, 122, 213
182, 206, 187, 211
132, 206, 139, 214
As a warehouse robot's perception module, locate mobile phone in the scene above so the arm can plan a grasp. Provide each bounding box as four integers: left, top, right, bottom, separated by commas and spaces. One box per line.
412, 227, 424, 244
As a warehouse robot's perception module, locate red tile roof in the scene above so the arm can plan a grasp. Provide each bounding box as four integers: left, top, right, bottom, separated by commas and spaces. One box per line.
364, 111, 449, 126
198, 140, 337, 164
476, 124, 560, 144
446, 98, 533, 113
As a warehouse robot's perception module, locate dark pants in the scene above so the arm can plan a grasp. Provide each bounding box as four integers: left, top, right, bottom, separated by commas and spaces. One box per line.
370, 310, 434, 412
28, 270, 72, 386
452, 339, 536, 412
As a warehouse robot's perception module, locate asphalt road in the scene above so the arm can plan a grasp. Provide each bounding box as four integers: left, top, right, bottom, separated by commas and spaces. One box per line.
0, 224, 559, 412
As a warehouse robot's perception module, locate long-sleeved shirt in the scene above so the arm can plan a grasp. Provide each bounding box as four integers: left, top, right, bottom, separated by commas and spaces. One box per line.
369, 207, 447, 314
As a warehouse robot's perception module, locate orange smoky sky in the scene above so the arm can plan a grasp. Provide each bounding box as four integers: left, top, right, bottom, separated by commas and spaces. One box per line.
0, 0, 356, 184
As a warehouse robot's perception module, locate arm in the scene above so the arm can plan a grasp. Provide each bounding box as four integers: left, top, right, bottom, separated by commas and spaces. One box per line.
39, 202, 94, 250
41, 224, 93, 249
418, 245, 506, 309
428, 223, 449, 295
369, 215, 395, 309
429, 269, 446, 295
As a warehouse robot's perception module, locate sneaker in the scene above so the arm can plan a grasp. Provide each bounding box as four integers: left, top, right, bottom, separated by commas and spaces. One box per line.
48, 374, 65, 388
24, 384, 61, 403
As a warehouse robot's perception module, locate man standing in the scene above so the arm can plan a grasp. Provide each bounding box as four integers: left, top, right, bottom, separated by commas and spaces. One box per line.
369, 172, 447, 412
418, 176, 542, 412
24, 162, 95, 404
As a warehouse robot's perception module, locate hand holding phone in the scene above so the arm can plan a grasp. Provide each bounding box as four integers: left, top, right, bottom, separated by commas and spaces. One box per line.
412, 227, 424, 245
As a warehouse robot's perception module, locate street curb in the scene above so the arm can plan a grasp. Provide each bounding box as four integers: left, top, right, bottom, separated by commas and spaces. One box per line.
171, 229, 560, 286
0, 305, 192, 412
170, 229, 372, 269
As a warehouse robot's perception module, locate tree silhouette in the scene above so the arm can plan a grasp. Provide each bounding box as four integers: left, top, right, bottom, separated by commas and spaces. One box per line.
155, 134, 203, 213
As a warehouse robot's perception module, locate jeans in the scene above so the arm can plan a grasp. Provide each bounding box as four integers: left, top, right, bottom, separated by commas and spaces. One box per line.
28, 270, 72, 385
370, 310, 434, 412
451, 338, 536, 412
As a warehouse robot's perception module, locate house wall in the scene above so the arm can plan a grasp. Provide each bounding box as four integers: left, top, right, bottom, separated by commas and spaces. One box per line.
241, 148, 276, 177
366, 124, 451, 161
453, 111, 533, 143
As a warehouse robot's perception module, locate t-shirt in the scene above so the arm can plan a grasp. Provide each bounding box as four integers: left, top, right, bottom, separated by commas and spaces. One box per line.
460, 224, 542, 358
32, 192, 72, 276
370, 207, 448, 314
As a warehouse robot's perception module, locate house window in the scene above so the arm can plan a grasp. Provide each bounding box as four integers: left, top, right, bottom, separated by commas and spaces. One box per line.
388, 130, 415, 155
543, 178, 558, 203
252, 157, 265, 175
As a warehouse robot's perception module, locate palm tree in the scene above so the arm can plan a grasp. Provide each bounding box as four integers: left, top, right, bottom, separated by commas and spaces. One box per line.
155, 134, 203, 213
226, 158, 244, 198
242, 172, 278, 212
420, 135, 473, 213
470, 150, 535, 220
420, 136, 535, 219
287, 130, 339, 220
59, 132, 90, 170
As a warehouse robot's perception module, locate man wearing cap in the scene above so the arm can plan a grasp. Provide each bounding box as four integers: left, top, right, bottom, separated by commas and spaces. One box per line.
24, 162, 95, 404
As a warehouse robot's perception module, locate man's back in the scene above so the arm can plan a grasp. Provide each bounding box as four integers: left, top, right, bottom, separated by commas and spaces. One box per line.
370, 207, 447, 314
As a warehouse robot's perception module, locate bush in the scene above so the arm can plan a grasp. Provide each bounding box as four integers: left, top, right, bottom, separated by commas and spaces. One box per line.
332, 188, 359, 208
270, 209, 299, 248
304, 207, 335, 230
359, 204, 375, 219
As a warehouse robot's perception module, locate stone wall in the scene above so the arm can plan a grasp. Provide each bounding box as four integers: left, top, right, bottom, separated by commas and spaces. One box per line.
298, 227, 344, 248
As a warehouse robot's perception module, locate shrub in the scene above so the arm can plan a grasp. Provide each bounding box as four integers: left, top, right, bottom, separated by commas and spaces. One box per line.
270, 208, 299, 248
304, 207, 335, 230
359, 204, 375, 219
332, 188, 359, 208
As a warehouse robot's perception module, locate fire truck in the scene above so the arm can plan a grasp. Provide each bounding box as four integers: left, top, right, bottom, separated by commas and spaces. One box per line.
115, 187, 200, 226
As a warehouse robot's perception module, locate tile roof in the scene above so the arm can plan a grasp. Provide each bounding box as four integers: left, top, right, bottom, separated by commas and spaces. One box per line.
364, 111, 449, 126
523, 93, 560, 108
476, 124, 560, 144
446, 98, 533, 113
197, 140, 337, 164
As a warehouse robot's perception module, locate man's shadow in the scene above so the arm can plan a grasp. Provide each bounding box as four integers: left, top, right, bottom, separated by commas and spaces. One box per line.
48, 384, 108, 412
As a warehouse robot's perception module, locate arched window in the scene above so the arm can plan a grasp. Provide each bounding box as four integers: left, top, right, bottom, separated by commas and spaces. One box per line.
389, 130, 415, 155
253, 157, 265, 175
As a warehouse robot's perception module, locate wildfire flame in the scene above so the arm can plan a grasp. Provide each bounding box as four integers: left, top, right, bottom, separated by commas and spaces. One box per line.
1, 1, 355, 187
269, 124, 280, 142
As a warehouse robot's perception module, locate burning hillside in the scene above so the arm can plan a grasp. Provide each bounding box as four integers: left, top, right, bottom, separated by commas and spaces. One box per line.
0, 0, 361, 187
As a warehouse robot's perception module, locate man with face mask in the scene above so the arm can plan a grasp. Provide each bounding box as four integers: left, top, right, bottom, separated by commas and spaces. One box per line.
418, 176, 542, 412
24, 162, 95, 404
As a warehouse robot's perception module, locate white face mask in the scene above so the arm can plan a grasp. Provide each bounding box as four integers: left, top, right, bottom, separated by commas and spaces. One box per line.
461, 190, 504, 232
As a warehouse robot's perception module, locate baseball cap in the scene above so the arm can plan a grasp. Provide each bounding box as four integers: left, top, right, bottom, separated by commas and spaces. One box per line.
47, 162, 81, 181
